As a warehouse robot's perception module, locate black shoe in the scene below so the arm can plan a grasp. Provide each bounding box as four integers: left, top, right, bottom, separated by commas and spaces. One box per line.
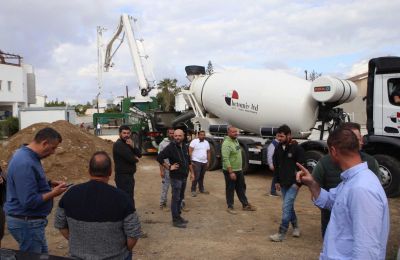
178, 216, 189, 224
172, 220, 187, 228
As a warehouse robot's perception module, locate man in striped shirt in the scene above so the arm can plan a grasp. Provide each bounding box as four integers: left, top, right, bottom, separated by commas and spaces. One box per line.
54, 151, 141, 260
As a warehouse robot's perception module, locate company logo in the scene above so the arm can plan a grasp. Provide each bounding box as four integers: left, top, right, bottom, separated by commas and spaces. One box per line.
225, 90, 239, 105
224, 90, 259, 114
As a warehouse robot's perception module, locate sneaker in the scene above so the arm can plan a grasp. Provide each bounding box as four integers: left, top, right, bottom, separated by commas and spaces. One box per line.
243, 204, 257, 211
269, 233, 285, 242
191, 191, 197, 197
292, 228, 301, 237
181, 207, 190, 212
199, 190, 210, 194
172, 220, 187, 228
178, 216, 189, 224
139, 231, 148, 238
227, 207, 237, 215
159, 204, 166, 209
268, 192, 279, 197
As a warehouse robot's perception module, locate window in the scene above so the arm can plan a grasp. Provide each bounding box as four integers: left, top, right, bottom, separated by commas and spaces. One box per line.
388, 78, 400, 106
7, 81, 11, 91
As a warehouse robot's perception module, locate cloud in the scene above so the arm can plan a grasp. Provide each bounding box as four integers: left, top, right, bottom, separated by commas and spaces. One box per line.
1, 0, 399, 103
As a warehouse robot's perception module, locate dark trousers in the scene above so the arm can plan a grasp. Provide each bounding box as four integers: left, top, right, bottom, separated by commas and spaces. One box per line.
115, 173, 135, 210
170, 178, 187, 220
223, 170, 248, 208
270, 174, 277, 194
320, 208, 331, 238
191, 161, 207, 192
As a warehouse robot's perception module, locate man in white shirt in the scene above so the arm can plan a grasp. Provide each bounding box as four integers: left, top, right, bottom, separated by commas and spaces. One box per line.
189, 131, 211, 197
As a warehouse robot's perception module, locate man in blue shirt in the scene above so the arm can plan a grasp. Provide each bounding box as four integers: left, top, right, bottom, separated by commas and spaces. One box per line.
4, 127, 68, 253
296, 127, 389, 259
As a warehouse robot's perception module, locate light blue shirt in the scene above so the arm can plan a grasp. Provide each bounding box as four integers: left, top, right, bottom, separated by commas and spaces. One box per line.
314, 162, 389, 260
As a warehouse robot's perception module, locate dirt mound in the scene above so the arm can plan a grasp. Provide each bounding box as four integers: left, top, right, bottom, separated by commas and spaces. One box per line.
0, 120, 113, 182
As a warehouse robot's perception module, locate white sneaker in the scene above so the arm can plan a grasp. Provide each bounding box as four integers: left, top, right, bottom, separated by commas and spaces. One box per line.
292, 228, 301, 237
269, 233, 285, 242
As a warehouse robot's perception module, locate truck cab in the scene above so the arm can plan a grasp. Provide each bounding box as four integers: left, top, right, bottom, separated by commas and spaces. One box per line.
363, 57, 400, 197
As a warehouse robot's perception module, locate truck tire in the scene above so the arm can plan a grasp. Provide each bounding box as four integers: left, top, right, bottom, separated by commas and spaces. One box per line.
373, 154, 400, 198
241, 145, 250, 175
304, 150, 325, 172
208, 143, 221, 171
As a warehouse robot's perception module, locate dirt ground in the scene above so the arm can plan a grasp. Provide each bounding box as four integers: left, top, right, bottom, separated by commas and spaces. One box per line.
2, 154, 399, 259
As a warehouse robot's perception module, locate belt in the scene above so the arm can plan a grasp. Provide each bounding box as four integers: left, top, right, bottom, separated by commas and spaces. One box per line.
8, 215, 46, 220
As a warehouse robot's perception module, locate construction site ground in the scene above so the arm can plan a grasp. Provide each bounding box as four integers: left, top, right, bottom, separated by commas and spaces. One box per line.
0, 122, 399, 259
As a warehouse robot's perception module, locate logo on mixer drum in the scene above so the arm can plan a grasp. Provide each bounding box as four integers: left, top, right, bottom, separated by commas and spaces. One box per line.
224, 90, 259, 114
225, 90, 239, 106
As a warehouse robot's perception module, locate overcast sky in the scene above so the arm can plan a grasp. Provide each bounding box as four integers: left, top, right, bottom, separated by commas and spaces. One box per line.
1, 0, 399, 104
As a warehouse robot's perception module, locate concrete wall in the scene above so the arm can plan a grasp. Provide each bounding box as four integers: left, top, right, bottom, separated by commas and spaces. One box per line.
19, 108, 77, 129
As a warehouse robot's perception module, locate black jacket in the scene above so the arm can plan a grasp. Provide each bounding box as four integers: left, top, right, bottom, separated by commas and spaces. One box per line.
273, 141, 305, 188
157, 141, 191, 179
113, 139, 142, 175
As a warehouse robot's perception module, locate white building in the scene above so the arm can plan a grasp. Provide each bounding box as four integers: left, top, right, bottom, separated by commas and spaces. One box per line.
0, 51, 36, 118
29, 95, 47, 108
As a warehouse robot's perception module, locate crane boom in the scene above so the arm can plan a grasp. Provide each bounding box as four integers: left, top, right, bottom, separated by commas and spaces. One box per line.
101, 13, 153, 96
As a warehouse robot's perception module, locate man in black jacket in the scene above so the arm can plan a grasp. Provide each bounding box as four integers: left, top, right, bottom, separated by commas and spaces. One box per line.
269, 124, 305, 242
157, 129, 194, 228
113, 125, 142, 210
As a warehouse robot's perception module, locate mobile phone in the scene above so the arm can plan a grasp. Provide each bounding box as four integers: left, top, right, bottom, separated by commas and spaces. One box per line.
66, 183, 74, 188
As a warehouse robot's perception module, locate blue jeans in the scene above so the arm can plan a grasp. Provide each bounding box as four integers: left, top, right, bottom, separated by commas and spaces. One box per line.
170, 178, 187, 220
279, 184, 299, 234
6, 216, 48, 253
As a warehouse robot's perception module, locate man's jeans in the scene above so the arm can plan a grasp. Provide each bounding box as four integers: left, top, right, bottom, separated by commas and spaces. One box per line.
270, 175, 277, 194
170, 178, 187, 219
223, 170, 249, 208
115, 173, 136, 210
279, 184, 299, 234
160, 170, 171, 206
6, 216, 48, 253
191, 161, 207, 192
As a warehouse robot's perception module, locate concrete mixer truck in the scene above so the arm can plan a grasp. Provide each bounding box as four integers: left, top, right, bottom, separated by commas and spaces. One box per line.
179, 56, 400, 197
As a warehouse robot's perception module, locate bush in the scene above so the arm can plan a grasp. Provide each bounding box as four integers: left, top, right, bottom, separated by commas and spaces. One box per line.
0, 117, 19, 138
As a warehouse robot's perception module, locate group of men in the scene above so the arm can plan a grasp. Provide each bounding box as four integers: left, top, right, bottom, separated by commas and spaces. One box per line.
0, 121, 394, 259
3, 126, 143, 259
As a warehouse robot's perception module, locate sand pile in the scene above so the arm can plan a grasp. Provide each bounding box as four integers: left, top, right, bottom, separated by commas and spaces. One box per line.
0, 120, 113, 182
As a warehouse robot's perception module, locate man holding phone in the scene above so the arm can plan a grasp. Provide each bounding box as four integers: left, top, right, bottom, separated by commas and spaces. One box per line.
113, 125, 142, 210
157, 129, 194, 228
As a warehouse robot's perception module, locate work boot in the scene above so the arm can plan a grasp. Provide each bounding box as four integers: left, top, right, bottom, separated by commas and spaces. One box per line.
178, 216, 189, 224
292, 228, 301, 237
269, 233, 285, 242
243, 204, 257, 211
172, 219, 187, 228
227, 207, 237, 215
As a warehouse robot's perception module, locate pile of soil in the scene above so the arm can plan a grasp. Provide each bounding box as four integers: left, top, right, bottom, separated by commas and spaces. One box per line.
0, 120, 113, 182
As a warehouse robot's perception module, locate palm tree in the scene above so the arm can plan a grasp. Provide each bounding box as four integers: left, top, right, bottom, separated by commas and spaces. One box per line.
156, 78, 180, 112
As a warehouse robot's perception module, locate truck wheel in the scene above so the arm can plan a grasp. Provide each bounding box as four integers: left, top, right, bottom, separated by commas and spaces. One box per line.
208, 143, 220, 171
241, 145, 250, 175
304, 150, 324, 172
373, 154, 400, 198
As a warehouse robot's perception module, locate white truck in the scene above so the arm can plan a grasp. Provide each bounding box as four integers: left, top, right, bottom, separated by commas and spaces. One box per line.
179, 57, 400, 197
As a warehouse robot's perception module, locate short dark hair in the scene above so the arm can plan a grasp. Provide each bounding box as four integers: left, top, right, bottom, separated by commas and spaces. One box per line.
339, 122, 361, 132
198, 130, 206, 134
89, 151, 112, 177
327, 128, 359, 154
119, 125, 131, 133
34, 127, 62, 143
277, 124, 291, 135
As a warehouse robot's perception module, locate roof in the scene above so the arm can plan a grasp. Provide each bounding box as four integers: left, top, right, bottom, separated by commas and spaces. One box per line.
369, 56, 400, 74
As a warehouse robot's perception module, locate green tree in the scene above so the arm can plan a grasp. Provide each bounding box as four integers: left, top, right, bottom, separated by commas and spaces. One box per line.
156, 78, 180, 112
45, 99, 67, 107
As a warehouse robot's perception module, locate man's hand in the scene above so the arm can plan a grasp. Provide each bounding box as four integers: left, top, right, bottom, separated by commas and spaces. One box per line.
52, 182, 68, 197
126, 138, 134, 147
269, 165, 275, 172
50, 180, 64, 187
296, 163, 314, 186
275, 183, 281, 191
170, 163, 179, 171
160, 171, 165, 178
190, 172, 195, 181
229, 172, 237, 181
